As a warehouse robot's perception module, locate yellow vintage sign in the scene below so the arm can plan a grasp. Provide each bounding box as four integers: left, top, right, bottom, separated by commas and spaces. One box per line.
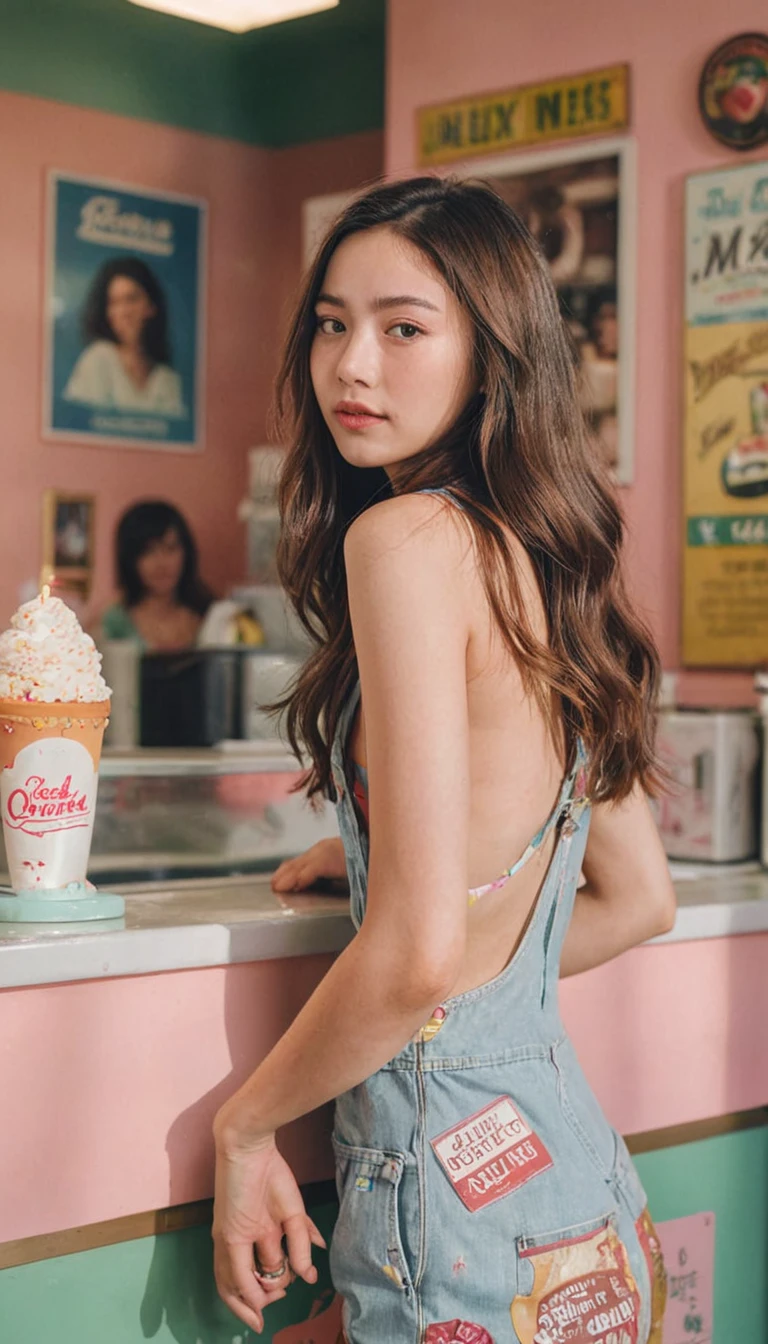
417, 65, 629, 167
683, 321, 768, 666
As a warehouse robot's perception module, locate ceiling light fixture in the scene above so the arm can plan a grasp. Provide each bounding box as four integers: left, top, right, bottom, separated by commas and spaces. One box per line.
126, 0, 339, 33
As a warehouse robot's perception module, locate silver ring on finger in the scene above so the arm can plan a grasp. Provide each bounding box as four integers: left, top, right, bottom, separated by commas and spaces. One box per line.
254, 1256, 288, 1282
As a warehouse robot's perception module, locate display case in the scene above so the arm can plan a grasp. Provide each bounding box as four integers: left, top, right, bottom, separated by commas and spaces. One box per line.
0, 744, 338, 888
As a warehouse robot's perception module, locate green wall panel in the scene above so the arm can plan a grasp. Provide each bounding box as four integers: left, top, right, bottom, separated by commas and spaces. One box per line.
235, 0, 386, 147
0, 0, 245, 141
0, 0, 385, 146
635, 1125, 768, 1344
0, 1195, 339, 1344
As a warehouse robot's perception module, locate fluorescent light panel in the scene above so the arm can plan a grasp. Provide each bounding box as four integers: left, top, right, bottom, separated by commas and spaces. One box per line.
127, 0, 339, 33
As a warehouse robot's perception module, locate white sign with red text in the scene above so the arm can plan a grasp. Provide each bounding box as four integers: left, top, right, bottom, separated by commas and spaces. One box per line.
431, 1096, 553, 1212
1, 738, 99, 892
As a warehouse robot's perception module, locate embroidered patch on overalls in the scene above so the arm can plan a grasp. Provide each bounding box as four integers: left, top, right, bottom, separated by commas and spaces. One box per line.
273, 1290, 342, 1342
430, 1096, 553, 1213
424, 1320, 495, 1343
511, 1219, 640, 1343
634, 1208, 667, 1343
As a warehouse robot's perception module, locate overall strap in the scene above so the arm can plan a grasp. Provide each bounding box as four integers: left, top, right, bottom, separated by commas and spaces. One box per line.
415, 486, 466, 509
468, 741, 589, 906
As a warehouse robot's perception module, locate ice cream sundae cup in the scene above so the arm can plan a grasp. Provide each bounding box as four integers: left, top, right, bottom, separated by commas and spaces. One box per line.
0, 588, 123, 922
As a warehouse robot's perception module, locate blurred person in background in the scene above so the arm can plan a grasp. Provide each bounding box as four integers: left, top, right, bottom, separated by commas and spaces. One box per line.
101, 500, 213, 651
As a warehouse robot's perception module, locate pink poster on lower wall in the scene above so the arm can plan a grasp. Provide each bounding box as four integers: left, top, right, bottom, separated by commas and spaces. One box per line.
657, 1212, 715, 1344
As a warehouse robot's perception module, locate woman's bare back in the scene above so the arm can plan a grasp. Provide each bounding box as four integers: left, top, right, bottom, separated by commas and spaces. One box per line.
348, 505, 567, 997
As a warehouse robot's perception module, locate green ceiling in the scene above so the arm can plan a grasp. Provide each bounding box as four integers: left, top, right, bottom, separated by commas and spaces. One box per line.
0, 0, 386, 145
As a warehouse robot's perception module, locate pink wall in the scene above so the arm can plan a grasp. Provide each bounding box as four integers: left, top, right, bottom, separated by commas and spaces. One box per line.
269, 130, 383, 343
3, 934, 766, 1243
0, 91, 269, 624
0, 90, 381, 628
386, 0, 768, 706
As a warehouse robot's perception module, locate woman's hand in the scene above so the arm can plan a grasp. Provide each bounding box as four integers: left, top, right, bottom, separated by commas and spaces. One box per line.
212, 1130, 326, 1335
271, 837, 347, 893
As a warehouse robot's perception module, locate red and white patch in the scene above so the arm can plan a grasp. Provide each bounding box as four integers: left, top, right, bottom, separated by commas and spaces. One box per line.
424, 1321, 495, 1343
430, 1096, 553, 1213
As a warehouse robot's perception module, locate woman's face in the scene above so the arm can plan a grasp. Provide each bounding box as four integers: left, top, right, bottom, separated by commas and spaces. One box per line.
107, 276, 156, 347
136, 528, 185, 600
310, 226, 477, 480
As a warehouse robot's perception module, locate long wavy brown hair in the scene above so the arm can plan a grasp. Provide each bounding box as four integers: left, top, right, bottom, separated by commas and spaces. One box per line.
273, 175, 661, 805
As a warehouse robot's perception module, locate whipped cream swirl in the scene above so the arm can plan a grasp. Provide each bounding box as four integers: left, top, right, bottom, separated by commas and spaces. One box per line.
0, 591, 111, 703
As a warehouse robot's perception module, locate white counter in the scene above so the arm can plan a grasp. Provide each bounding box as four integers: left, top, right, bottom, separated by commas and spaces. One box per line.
0, 862, 767, 991
0, 874, 352, 989
659, 860, 768, 941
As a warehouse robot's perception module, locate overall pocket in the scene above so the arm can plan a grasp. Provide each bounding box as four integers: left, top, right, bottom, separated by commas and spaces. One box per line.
512, 1212, 643, 1343
330, 1136, 413, 1296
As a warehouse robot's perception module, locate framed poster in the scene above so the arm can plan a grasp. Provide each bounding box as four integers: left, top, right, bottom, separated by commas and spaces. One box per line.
41, 489, 95, 597
44, 172, 206, 452
457, 136, 636, 483
683, 161, 768, 666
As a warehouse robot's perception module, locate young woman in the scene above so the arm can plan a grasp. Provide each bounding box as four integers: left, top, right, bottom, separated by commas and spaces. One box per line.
101, 500, 213, 651
212, 177, 674, 1343
64, 256, 185, 417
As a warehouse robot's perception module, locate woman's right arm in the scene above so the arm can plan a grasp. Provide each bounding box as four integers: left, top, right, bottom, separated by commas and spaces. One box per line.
559, 784, 676, 977
271, 837, 347, 893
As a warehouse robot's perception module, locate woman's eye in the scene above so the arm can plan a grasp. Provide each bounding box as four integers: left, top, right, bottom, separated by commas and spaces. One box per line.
316, 316, 345, 335
389, 322, 422, 339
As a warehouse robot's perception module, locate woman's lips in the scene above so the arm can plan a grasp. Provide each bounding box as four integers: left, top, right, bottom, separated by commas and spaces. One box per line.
334, 407, 387, 430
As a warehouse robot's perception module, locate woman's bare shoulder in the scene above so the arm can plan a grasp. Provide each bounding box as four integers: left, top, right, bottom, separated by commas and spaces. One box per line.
344, 494, 474, 667
344, 492, 472, 573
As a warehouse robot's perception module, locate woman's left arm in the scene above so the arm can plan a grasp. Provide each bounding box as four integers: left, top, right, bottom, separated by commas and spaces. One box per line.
213, 495, 471, 1331
559, 785, 676, 977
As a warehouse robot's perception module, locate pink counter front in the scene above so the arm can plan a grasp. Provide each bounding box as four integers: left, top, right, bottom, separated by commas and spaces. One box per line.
1, 867, 767, 1341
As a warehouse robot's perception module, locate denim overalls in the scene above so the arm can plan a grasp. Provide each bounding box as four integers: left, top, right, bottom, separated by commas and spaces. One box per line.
328, 505, 666, 1344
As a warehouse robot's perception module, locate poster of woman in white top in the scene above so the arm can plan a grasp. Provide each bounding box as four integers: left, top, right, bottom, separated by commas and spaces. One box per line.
45, 173, 206, 451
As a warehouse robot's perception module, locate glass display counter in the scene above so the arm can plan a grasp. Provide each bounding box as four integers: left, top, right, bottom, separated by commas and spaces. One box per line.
0, 743, 338, 888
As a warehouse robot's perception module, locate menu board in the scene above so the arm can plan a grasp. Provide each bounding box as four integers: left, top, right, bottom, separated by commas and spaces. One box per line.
683, 163, 768, 666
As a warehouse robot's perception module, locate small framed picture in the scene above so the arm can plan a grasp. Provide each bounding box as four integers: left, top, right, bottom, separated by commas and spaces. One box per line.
41, 490, 95, 596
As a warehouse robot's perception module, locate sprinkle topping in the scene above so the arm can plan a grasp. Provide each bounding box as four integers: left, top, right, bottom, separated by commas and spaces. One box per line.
0, 590, 110, 704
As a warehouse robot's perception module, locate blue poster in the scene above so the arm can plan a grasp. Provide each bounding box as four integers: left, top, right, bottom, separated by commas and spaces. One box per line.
45, 173, 206, 451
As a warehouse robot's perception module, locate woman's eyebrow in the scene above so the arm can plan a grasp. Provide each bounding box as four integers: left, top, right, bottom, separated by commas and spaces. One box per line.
315, 292, 441, 313
374, 294, 441, 313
